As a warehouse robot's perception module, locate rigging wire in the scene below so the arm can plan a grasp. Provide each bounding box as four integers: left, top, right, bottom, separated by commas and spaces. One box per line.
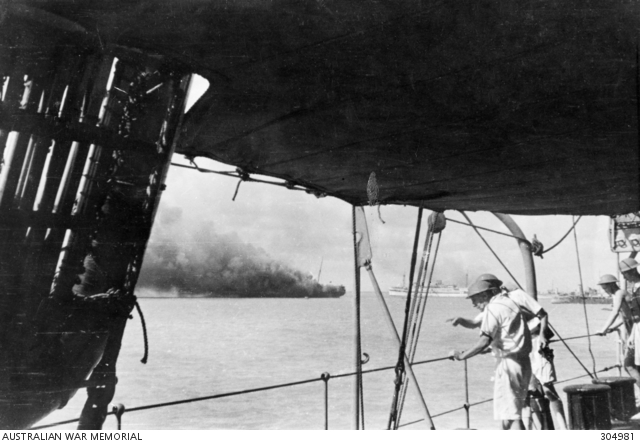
395, 228, 434, 426
460, 211, 524, 290
540, 216, 582, 255
365, 263, 434, 427
458, 212, 595, 379
572, 215, 598, 377
445, 217, 529, 243
397, 230, 443, 427
548, 323, 594, 379
388, 207, 423, 430
411, 232, 442, 365
171, 161, 325, 196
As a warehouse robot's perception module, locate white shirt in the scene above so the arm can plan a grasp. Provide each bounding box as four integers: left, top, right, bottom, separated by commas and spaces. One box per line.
506, 289, 544, 333
480, 293, 532, 358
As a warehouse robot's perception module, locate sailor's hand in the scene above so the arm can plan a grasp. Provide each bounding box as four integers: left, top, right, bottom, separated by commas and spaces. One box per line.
449, 350, 464, 361
539, 336, 549, 348
596, 329, 607, 336
447, 317, 462, 326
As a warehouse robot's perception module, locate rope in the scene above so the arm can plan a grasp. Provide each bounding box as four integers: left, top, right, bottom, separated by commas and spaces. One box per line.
460, 212, 524, 290
397, 230, 442, 427
445, 217, 529, 243
548, 333, 601, 344
572, 215, 598, 377
171, 162, 323, 195
548, 323, 594, 379
134, 301, 149, 364
395, 228, 434, 423
232, 179, 242, 201
540, 216, 582, 255
388, 207, 423, 430
410, 233, 442, 366
365, 265, 434, 428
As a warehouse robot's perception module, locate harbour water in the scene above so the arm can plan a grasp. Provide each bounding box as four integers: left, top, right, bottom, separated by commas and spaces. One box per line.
38, 293, 620, 430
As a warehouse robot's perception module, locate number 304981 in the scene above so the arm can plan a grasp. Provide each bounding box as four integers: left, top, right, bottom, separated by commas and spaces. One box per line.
601, 433, 634, 440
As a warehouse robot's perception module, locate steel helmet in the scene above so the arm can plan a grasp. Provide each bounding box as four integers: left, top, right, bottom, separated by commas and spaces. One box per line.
466, 280, 497, 299
476, 273, 503, 287
597, 274, 618, 285
620, 257, 639, 273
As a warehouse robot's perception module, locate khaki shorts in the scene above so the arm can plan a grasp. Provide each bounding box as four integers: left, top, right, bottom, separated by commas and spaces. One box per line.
493, 353, 532, 420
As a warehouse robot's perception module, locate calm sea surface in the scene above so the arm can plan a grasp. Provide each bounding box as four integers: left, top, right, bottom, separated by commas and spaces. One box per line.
38, 293, 620, 430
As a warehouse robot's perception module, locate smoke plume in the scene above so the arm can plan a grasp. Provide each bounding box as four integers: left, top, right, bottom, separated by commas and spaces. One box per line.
137, 206, 345, 298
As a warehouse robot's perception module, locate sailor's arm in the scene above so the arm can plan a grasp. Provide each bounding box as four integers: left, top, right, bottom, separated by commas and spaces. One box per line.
450, 333, 491, 361
606, 318, 625, 333
537, 308, 550, 347
598, 290, 625, 335
447, 316, 481, 329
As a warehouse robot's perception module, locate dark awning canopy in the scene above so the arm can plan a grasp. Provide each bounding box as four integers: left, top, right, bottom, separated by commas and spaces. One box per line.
13, 0, 640, 215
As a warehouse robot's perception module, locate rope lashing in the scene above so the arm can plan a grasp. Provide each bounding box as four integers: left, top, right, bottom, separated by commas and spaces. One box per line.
134, 301, 149, 364
232, 168, 250, 201
531, 235, 544, 258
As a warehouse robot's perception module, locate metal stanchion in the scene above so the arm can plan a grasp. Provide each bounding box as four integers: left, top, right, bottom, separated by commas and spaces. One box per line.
464, 360, 470, 429
112, 404, 125, 430
321, 372, 331, 430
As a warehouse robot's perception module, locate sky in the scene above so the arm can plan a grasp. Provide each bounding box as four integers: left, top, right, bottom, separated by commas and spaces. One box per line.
139, 153, 620, 295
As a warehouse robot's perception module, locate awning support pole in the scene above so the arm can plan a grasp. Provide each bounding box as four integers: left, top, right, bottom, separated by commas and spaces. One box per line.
493, 213, 538, 299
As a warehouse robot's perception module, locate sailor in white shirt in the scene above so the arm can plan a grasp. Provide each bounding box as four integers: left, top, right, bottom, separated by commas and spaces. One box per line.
448, 274, 567, 429
450, 279, 532, 430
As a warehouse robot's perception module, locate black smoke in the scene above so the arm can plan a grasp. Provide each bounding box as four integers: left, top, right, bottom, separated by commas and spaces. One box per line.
137, 206, 345, 298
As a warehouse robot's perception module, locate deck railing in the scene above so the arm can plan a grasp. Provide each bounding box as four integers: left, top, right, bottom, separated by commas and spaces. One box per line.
30, 343, 622, 431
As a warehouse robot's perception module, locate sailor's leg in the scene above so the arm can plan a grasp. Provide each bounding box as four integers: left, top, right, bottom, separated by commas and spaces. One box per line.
542, 384, 567, 430
623, 349, 640, 389
502, 419, 525, 430
526, 377, 545, 429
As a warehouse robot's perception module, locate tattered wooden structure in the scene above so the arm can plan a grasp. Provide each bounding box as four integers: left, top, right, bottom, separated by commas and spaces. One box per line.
0, 5, 192, 428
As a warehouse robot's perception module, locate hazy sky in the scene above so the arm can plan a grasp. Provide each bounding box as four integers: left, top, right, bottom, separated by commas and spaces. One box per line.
142, 154, 620, 295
